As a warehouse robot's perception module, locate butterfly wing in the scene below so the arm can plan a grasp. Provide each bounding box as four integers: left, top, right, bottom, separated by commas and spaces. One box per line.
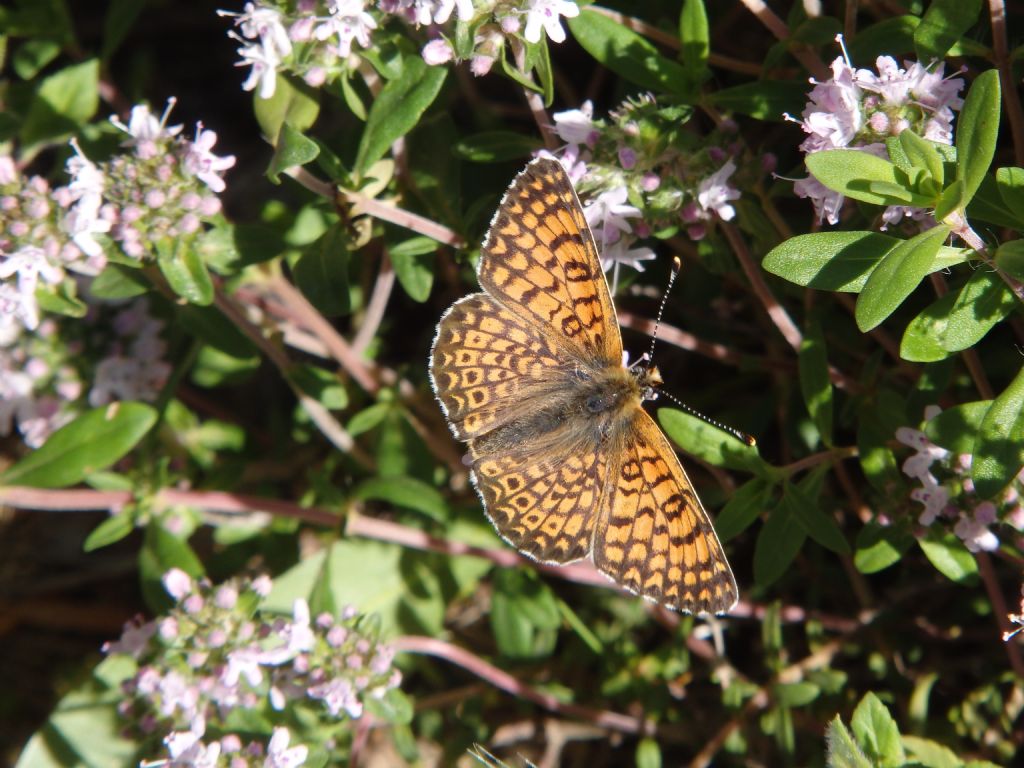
595, 408, 738, 615
478, 157, 622, 366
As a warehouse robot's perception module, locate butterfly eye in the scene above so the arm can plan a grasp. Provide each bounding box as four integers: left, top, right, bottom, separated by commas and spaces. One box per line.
586, 394, 613, 413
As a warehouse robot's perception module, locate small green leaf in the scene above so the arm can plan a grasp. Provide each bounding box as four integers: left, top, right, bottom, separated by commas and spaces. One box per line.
851, 693, 905, 767
799, 318, 833, 445
918, 531, 979, 583
900, 291, 956, 363
390, 243, 435, 302
292, 224, 351, 316
254, 73, 320, 142
925, 401, 990, 454
996, 240, 1024, 282
940, 268, 1015, 351
177, 305, 259, 360
708, 80, 808, 120
679, 0, 709, 80
847, 15, 918, 62
807, 150, 930, 208
35, 280, 87, 318
915, 0, 983, 68
364, 688, 414, 725
898, 130, 945, 187
84, 513, 135, 552
13, 38, 60, 79
355, 56, 447, 175
857, 389, 905, 492
291, 365, 349, 410
339, 74, 368, 121
826, 715, 873, 768
753, 503, 806, 587
0, 403, 158, 488
658, 408, 766, 474
967, 173, 1024, 229
855, 522, 914, 573
956, 69, 1001, 207
782, 481, 850, 556
855, 225, 951, 331
102, 0, 148, 60
454, 131, 544, 162
994, 167, 1024, 222
568, 9, 691, 96
934, 179, 965, 221
972, 365, 1024, 498
267, 122, 321, 182
636, 738, 662, 768
901, 735, 962, 768
21, 59, 100, 147
353, 475, 449, 521
157, 240, 214, 306
774, 681, 821, 707
89, 263, 150, 299
763, 231, 967, 293
714, 478, 771, 543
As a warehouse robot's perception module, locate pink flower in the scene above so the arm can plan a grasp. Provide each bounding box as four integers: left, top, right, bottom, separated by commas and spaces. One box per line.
264, 727, 308, 768
422, 38, 454, 66
552, 101, 597, 145
163, 568, 194, 601
696, 160, 740, 222
523, 0, 579, 44
183, 123, 236, 194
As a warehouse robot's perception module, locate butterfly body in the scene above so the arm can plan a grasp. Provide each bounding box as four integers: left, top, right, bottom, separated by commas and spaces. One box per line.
430, 158, 737, 614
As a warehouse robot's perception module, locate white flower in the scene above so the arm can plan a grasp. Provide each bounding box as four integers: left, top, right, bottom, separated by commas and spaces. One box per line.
552, 100, 596, 144
433, 0, 474, 24
308, 677, 363, 717
316, 0, 377, 58
584, 186, 642, 250
183, 123, 236, 193
599, 237, 656, 273
110, 100, 183, 157
954, 503, 1000, 553
910, 477, 950, 526
523, 0, 579, 44
0, 246, 64, 330
164, 716, 221, 768
223, 646, 266, 688
421, 38, 454, 66
895, 426, 950, 481
697, 159, 740, 222
0, 356, 36, 439
264, 727, 308, 768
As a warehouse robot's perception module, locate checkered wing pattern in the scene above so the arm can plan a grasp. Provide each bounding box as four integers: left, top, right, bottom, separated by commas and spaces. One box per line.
595, 409, 738, 615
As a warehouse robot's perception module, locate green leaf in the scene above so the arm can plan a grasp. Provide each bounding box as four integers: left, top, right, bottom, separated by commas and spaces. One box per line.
353, 475, 449, 521
390, 242, 435, 302
774, 681, 821, 707
567, 9, 691, 96
901, 736, 962, 768
13, 38, 60, 79
292, 224, 351, 316
799, 318, 833, 445
855, 224, 951, 331
35, 280, 87, 318
0, 403, 158, 488
782, 481, 850, 555
994, 166, 1024, 223
102, 0, 148, 60
925, 400, 990, 454
83, 513, 135, 552
825, 715, 873, 768
972, 365, 1024, 498
715, 478, 771, 543
996, 239, 1024, 282
956, 69, 1001, 207
915, 0, 982, 65
490, 569, 559, 659
934, 179, 964, 221
267, 121, 321, 182
854, 522, 914, 573
708, 80, 808, 121
355, 56, 447, 175
157, 240, 214, 306
253, 72, 320, 142
89, 263, 150, 299
679, 0, 709, 79
847, 16, 918, 62
807, 150, 930, 208
636, 738, 662, 768
967, 173, 1024, 229
365, 688, 414, 725
900, 291, 956, 362
177, 304, 259, 360
850, 692, 905, 767
658, 408, 766, 474
918, 531, 979, 583
898, 129, 945, 187
857, 388, 905, 492
21, 59, 100, 148
290, 364, 349, 410
454, 131, 544, 162
939, 268, 1015, 351
753, 503, 806, 587
763, 231, 967, 293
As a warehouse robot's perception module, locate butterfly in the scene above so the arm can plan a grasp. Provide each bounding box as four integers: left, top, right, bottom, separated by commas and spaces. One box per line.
429, 158, 737, 614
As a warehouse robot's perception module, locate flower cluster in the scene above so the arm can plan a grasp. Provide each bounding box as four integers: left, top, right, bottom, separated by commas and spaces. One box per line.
219, 0, 581, 97
896, 407, 1024, 553
0, 297, 170, 448
790, 35, 964, 227
108, 569, 403, 766
540, 95, 752, 275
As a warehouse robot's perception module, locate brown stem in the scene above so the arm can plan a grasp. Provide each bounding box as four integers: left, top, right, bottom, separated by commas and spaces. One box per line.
352, 249, 396, 356
976, 551, 1024, 677
988, 0, 1024, 167
737, 0, 827, 79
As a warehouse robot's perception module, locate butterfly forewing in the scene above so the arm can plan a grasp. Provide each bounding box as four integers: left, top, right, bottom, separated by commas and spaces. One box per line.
478, 159, 622, 364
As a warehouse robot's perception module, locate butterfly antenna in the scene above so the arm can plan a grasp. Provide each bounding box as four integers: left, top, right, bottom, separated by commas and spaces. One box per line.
647, 256, 682, 365
656, 389, 757, 447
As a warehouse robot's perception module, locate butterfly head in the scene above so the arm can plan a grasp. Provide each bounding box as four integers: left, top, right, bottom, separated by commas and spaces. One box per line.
635, 363, 663, 402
